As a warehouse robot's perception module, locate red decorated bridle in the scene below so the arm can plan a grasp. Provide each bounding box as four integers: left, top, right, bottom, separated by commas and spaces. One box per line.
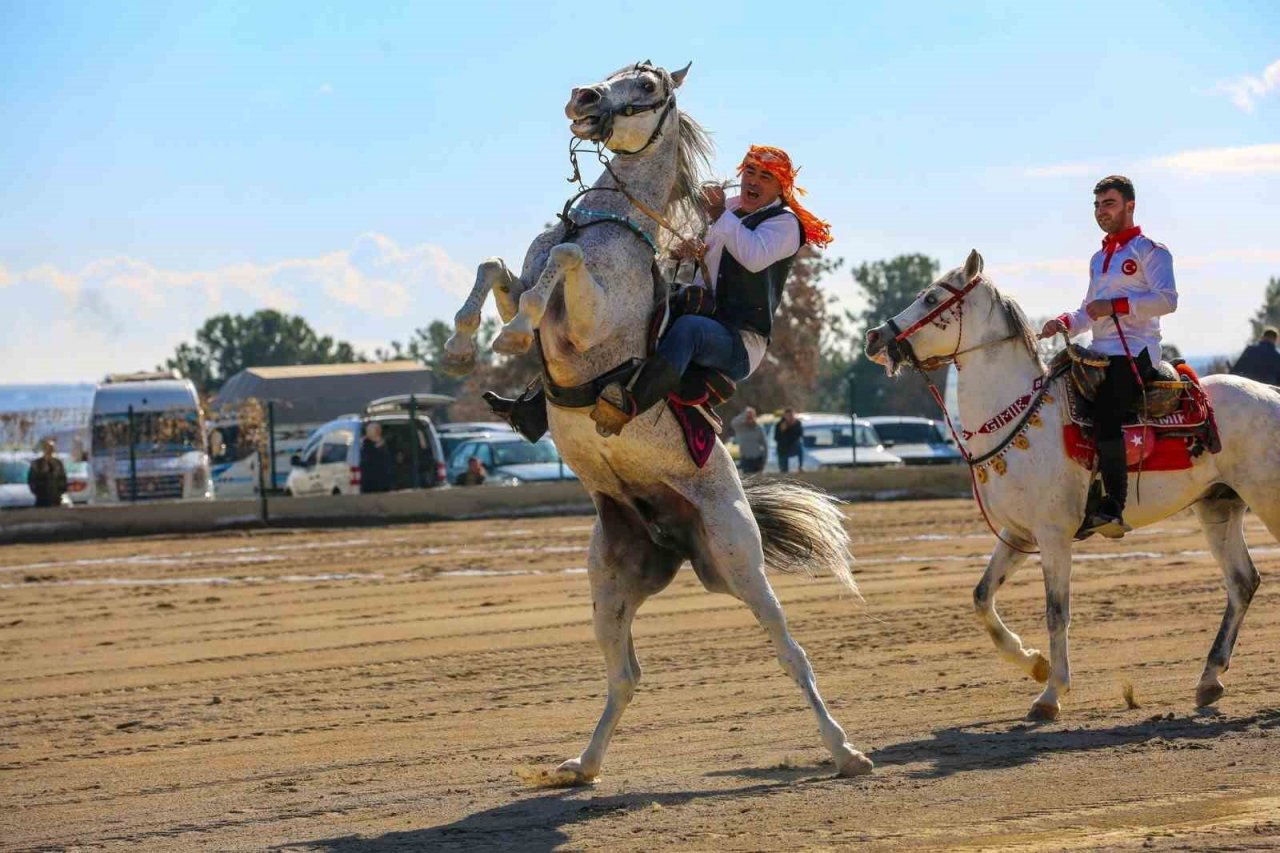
884, 274, 997, 372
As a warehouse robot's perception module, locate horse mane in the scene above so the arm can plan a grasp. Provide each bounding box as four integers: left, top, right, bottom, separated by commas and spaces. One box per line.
663, 109, 713, 248
991, 283, 1045, 370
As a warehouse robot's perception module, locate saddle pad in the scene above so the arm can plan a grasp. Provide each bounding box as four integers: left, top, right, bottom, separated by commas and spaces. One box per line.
1063, 423, 1194, 472
667, 400, 717, 468
1063, 382, 1209, 431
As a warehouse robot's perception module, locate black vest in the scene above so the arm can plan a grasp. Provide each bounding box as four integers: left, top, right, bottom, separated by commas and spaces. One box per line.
713, 204, 805, 339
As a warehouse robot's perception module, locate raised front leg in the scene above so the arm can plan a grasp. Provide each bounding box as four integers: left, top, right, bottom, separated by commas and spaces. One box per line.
493, 243, 607, 355
1028, 535, 1075, 721
972, 535, 1050, 683
705, 496, 872, 776
1192, 496, 1262, 707
442, 257, 523, 376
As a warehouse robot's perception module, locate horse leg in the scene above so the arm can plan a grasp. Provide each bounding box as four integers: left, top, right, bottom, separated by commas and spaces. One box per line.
1028, 535, 1074, 721
442, 257, 523, 375
972, 535, 1050, 683
701, 497, 872, 776
1192, 494, 1262, 707
493, 243, 599, 355
558, 500, 680, 783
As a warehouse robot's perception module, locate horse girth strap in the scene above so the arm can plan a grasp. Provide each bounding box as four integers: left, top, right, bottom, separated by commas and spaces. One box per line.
540, 351, 643, 410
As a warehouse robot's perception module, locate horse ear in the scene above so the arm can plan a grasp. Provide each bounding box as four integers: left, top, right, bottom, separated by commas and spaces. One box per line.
963, 249, 984, 280
671, 62, 692, 88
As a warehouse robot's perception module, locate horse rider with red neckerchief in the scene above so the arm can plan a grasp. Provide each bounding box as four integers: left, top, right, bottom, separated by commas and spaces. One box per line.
592, 145, 833, 437
1040, 175, 1178, 539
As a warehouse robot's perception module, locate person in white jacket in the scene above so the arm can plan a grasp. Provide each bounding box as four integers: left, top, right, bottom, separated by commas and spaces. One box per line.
1040, 175, 1178, 537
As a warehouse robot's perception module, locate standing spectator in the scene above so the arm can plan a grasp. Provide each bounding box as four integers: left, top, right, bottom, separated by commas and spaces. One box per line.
454, 456, 487, 486
27, 438, 67, 508
359, 422, 394, 494
776, 408, 805, 473
1231, 327, 1280, 385
731, 407, 767, 475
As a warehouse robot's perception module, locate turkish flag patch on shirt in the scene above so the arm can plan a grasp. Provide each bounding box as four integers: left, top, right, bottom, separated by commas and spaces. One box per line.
1121, 258, 1138, 275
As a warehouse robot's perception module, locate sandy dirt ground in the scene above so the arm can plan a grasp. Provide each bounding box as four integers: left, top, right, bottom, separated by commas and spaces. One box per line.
2, 498, 1278, 851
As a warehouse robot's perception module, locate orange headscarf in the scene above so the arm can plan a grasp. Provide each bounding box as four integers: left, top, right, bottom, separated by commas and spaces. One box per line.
737, 145, 833, 248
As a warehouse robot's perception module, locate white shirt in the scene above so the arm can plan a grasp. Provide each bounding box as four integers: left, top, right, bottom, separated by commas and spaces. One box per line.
691, 196, 803, 374
1059, 228, 1177, 364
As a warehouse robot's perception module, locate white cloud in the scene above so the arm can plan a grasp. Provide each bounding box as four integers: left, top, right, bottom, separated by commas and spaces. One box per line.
0, 234, 474, 381
1149, 142, 1280, 176
1215, 58, 1280, 113
1021, 162, 1100, 178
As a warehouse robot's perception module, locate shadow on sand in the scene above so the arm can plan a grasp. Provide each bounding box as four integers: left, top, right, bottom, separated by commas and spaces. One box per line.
279, 780, 800, 853
867, 705, 1280, 779
281, 708, 1278, 851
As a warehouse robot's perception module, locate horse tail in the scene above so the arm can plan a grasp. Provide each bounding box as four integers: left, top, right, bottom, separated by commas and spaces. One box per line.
744, 479, 859, 598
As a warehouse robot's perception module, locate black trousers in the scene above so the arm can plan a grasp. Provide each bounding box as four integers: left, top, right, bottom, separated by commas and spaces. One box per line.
1094, 350, 1154, 441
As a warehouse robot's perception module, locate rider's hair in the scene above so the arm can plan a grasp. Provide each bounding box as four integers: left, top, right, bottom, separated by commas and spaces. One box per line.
1263, 327, 1279, 341
1093, 175, 1135, 202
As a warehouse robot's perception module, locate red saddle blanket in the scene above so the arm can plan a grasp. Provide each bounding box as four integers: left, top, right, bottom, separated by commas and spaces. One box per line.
1062, 364, 1220, 472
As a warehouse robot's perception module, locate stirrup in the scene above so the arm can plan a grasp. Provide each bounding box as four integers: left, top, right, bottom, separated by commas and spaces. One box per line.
590, 382, 634, 437
1083, 511, 1131, 539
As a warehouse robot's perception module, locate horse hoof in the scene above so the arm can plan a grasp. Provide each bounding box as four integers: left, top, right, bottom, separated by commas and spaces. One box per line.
1030, 653, 1051, 684
439, 350, 476, 378
1026, 701, 1059, 722
1195, 681, 1224, 708
835, 748, 874, 777
554, 758, 598, 786
492, 328, 533, 356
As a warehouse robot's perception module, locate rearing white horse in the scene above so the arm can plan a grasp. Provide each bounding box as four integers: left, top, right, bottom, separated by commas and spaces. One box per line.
866, 250, 1280, 720
441, 62, 873, 781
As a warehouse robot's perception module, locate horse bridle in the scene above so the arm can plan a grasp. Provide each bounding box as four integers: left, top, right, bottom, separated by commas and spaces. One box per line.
884, 274, 1018, 372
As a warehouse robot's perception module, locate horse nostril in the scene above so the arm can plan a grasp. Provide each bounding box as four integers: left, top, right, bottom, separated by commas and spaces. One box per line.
867, 329, 880, 345
575, 87, 602, 106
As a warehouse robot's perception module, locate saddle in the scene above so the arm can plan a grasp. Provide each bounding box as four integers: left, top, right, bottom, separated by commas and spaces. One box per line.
1049, 344, 1221, 472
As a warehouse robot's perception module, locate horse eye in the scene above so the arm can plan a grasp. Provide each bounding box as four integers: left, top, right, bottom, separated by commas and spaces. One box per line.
641, 80, 656, 93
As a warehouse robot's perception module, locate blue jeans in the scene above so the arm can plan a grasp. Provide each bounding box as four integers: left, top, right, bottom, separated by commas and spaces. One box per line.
657, 315, 751, 381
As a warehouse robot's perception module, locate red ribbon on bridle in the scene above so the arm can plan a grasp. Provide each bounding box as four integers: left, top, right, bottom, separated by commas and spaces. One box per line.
885, 274, 984, 372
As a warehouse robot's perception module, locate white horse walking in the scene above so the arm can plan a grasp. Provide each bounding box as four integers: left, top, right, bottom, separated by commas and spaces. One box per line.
865, 250, 1280, 720
441, 62, 872, 781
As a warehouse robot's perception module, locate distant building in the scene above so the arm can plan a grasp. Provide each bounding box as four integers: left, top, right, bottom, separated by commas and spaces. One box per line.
213, 361, 439, 425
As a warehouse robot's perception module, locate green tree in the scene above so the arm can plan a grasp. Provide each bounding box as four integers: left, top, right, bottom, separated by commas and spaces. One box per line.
164, 310, 363, 394
1249, 276, 1280, 340
844, 254, 948, 416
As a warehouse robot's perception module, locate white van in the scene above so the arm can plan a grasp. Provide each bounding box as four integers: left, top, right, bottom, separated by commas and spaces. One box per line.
285, 395, 449, 497
90, 377, 213, 502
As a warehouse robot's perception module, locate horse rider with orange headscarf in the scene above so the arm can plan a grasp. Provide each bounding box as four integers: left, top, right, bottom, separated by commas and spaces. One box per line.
592, 145, 832, 436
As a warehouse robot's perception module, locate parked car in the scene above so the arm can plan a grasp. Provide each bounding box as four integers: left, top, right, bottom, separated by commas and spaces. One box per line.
0, 453, 75, 509
285, 397, 447, 497
437, 422, 514, 469
862, 416, 962, 465
446, 434, 577, 485
727, 413, 902, 471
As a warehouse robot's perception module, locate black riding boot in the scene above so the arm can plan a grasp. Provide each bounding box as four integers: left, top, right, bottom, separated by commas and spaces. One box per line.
1086, 438, 1132, 539
590, 355, 682, 437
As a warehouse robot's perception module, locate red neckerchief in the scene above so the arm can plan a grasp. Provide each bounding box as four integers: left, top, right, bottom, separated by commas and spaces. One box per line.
1101, 225, 1141, 273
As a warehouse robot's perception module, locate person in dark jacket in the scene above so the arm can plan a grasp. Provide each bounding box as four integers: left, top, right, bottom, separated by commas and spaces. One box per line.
592, 145, 832, 437
454, 456, 488, 487
359, 422, 394, 493
776, 408, 805, 473
1231, 327, 1280, 385
27, 438, 67, 508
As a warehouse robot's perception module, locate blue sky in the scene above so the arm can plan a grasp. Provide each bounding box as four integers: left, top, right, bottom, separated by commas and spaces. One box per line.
2, 0, 1277, 382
